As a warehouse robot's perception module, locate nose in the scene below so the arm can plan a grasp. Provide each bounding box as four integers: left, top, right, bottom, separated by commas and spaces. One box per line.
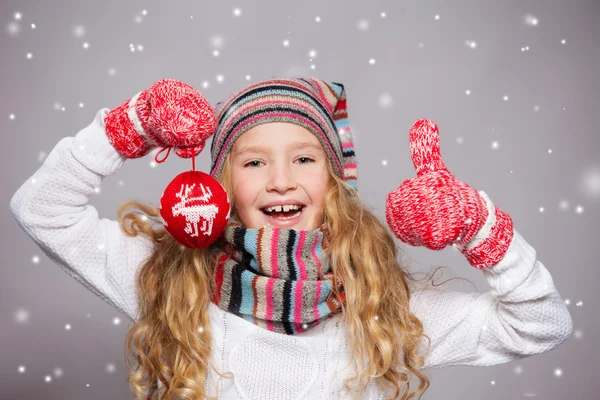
266, 162, 297, 193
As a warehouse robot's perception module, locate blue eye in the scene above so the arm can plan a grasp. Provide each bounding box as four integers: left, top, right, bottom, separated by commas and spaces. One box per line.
296, 157, 314, 164
244, 160, 263, 168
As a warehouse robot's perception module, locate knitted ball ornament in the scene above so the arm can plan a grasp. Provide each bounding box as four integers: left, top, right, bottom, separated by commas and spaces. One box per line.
160, 170, 231, 248
209, 77, 358, 189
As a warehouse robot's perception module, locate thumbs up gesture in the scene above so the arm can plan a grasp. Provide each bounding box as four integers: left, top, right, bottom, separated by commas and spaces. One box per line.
385, 119, 514, 269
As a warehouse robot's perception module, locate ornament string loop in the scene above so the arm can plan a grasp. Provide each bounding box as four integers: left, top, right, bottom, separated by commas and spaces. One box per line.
154, 146, 172, 164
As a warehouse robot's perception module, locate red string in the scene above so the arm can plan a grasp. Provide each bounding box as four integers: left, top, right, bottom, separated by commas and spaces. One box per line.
154, 147, 172, 164
154, 146, 197, 172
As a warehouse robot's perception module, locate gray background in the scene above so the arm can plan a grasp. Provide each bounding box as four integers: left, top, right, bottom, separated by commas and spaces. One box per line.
2, 0, 599, 398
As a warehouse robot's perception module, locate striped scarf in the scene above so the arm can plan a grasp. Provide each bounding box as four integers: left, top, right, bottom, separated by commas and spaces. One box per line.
209, 218, 346, 335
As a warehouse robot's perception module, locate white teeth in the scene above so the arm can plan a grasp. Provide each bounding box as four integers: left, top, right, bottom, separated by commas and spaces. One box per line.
264, 204, 301, 213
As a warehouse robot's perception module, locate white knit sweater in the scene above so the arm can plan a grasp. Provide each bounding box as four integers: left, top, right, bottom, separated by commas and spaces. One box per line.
9, 109, 573, 399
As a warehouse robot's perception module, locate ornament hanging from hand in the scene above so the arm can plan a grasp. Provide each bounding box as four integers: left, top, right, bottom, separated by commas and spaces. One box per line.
160, 170, 230, 248
104, 78, 231, 248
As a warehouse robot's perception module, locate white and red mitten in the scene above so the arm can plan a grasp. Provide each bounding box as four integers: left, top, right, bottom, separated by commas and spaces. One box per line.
385, 119, 514, 269
104, 78, 218, 159
105, 78, 231, 248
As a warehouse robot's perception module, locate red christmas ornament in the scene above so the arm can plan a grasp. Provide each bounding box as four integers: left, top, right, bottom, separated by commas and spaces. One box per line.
160, 170, 231, 248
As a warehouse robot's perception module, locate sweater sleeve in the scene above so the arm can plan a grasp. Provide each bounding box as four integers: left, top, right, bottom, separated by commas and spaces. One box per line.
409, 222, 573, 369
9, 108, 155, 322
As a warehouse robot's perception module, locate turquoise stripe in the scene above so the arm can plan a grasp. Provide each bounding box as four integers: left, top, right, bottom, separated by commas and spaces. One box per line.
239, 270, 255, 314
330, 82, 344, 97
335, 118, 350, 130
317, 280, 333, 316
292, 231, 301, 279
244, 229, 260, 271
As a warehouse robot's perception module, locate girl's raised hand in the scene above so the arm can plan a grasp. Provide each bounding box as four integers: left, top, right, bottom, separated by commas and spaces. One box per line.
385, 119, 514, 269
104, 78, 217, 160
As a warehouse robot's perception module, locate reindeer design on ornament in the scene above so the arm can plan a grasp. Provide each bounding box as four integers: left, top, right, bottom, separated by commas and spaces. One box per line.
172, 183, 219, 237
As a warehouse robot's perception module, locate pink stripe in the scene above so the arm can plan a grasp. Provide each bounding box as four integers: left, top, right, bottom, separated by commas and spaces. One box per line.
270, 229, 280, 277
215, 112, 344, 176
294, 231, 307, 323
265, 230, 280, 326
266, 278, 274, 332
294, 280, 304, 323
296, 231, 308, 280
345, 163, 357, 169
315, 282, 322, 320
342, 141, 354, 149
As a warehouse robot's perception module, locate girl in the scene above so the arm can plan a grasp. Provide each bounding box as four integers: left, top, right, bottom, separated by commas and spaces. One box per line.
9, 77, 573, 400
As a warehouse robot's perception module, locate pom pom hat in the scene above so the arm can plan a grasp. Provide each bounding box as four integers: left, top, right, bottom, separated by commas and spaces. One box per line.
209, 77, 358, 190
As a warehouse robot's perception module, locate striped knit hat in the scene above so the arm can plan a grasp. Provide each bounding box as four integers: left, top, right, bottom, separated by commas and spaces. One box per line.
209, 77, 358, 190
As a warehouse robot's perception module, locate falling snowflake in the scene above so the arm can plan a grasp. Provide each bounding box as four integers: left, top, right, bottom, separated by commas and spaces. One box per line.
524, 14, 539, 26
378, 93, 393, 108
6, 21, 20, 36
72, 24, 86, 38
579, 166, 600, 198
209, 35, 224, 49
357, 20, 369, 31
14, 308, 30, 324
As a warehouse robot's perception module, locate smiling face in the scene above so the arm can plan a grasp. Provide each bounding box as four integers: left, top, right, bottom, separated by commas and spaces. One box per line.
230, 122, 330, 230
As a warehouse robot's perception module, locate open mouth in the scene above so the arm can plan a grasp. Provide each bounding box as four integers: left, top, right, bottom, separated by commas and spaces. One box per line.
261, 205, 305, 220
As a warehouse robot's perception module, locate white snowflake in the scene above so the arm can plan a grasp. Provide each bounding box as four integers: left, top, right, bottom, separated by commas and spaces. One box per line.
465, 40, 477, 49
6, 21, 21, 36
524, 14, 539, 26
72, 24, 86, 38
378, 93, 393, 108
357, 20, 369, 31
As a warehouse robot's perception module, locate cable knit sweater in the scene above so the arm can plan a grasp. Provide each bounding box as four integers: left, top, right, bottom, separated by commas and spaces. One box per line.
9, 109, 573, 399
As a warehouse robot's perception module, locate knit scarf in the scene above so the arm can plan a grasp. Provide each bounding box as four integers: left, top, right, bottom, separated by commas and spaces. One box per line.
209, 218, 346, 335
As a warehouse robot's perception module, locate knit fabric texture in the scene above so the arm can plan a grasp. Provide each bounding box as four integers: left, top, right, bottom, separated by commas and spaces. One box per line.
209, 77, 358, 190
104, 78, 217, 159
9, 109, 573, 399
385, 119, 514, 269
210, 218, 345, 335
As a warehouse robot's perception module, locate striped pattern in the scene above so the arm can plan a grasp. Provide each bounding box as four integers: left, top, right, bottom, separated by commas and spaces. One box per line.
210, 218, 345, 335
210, 77, 358, 190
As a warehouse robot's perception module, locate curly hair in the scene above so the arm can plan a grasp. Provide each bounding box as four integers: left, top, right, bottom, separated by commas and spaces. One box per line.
118, 153, 464, 399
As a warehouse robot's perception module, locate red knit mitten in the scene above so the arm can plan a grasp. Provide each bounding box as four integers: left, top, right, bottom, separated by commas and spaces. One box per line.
385, 119, 514, 269
104, 78, 217, 159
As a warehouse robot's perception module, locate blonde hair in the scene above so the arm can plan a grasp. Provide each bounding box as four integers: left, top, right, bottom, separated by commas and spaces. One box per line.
119, 152, 460, 400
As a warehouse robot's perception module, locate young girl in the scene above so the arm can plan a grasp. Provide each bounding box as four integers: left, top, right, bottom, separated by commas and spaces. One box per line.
9, 77, 573, 400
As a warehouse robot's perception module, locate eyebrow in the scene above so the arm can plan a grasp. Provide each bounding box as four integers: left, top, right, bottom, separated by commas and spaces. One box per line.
234, 141, 323, 158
